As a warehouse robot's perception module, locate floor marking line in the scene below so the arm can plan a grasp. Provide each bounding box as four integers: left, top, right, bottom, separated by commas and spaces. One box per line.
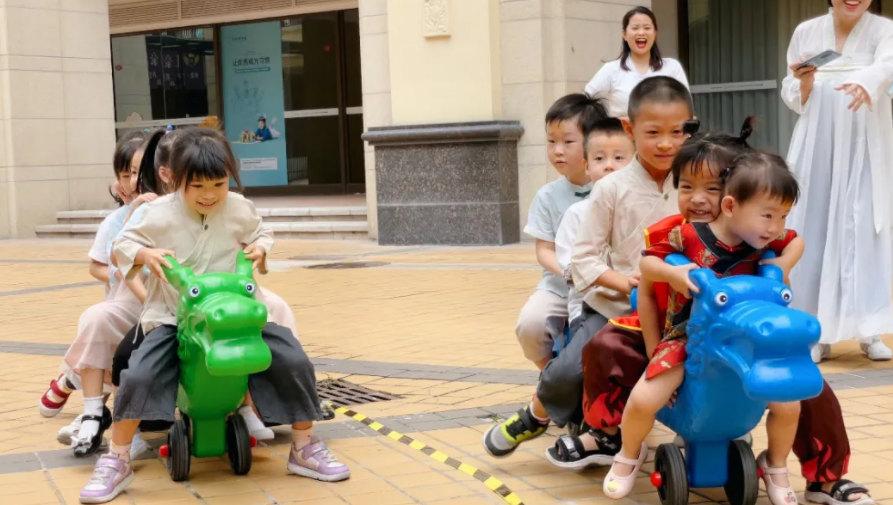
333, 405, 525, 505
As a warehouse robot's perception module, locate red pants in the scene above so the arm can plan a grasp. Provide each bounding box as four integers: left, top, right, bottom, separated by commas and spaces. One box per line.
582, 322, 850, 482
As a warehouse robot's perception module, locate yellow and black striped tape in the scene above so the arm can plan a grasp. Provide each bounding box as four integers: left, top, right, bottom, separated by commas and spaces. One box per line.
333, 405, 524, 505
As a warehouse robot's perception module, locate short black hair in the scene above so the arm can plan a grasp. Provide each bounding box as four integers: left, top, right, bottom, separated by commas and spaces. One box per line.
627, 76, 694, 121
170, 128, 243, 191
672, 116, 755, 188
584, 118, 627, 158
109, 131, 149, 206
137, 130, 165, 196
723, 151, 800, 206
545, 93, 609, 137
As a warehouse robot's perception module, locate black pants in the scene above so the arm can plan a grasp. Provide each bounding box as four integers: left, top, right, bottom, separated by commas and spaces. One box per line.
114, 323, 322, 425
112, 324, 144, 387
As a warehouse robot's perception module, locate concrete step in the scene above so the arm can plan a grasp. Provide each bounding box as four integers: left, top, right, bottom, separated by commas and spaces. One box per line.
56, 206, 367, 224
35, 220, 369, 240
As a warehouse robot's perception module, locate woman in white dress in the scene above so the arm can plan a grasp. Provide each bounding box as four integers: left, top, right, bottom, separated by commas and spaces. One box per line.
584, 6, 690, 119
784, 0, 893, 362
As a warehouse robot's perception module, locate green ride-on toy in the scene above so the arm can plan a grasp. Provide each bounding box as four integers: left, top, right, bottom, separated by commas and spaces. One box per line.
157, 252, 272, 481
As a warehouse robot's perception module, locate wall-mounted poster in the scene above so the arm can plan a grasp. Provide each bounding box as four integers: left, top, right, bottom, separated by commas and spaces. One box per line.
221, 21, 288, 187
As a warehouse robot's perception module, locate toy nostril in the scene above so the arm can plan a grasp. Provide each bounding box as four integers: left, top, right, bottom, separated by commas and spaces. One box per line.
759, 322, 774, 336
214, 309, 225, 322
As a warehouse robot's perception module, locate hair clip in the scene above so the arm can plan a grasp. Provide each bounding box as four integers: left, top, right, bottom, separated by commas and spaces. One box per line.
683, 119, 701, 136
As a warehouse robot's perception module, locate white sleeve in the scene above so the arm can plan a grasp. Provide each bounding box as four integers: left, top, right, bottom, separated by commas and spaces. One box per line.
668, 59, 690, 90
87, 215, 114, 264
781, 25, 809, 114
584, 63, 614, 98
555, 203, 585, 273
844, 21, 893, 105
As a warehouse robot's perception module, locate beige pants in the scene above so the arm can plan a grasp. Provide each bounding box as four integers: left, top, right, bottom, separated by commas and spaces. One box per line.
516, 289, 568, 363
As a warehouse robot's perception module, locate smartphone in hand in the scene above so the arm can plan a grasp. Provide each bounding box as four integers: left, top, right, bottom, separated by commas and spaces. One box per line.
796, 50, 841, 70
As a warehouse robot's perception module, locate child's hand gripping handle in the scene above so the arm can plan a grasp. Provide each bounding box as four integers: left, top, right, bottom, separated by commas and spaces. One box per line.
161, 255, 196, 290
630, 254, 693, 311
755, 251, 784, 283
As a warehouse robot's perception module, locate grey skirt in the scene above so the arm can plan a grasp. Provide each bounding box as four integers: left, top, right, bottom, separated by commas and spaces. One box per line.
114, 322, 322, 425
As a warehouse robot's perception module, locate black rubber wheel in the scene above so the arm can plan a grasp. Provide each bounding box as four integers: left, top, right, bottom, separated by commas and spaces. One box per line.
226, 414, 252, 475
724, 439, 759, 505
167, 418, 191, 482
655, 443, 689, 505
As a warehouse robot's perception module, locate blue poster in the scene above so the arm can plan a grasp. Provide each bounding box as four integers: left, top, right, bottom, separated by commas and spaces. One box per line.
221, 22, 288, 187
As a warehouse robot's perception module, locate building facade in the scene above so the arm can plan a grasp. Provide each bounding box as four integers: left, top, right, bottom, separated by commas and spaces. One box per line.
1, 0, 890, 241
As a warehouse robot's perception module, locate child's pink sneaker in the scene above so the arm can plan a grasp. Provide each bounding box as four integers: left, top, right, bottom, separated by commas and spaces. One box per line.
40, 374, 74, 418
78, 454, 133, 504
287, 436, 350, 482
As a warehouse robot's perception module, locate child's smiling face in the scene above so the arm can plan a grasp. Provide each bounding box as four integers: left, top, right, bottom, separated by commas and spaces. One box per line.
183, 176, 230, 216
625, 101, 690, 175
677, 162, 723, 222
725, 194, 793, 250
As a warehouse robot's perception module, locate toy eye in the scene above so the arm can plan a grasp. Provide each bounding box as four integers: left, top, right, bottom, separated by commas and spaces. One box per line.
245, 282, 257, 295
188, 286, 201, 298
780, 288, 793, 304
714, 292, 729, 306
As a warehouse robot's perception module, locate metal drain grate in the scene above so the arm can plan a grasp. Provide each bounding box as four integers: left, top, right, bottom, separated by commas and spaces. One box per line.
306, 261, 389, 270
317, 378, 401, 408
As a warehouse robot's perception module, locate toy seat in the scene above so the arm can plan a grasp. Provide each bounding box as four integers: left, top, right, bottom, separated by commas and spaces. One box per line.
159, 252, 272, 481
639, 253, 824, 505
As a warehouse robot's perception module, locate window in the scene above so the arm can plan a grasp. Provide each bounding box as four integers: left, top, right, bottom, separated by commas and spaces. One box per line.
112, 28, 217, 129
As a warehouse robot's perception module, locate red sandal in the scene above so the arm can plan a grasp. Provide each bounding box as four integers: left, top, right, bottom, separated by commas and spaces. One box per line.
39, 374, 74, 418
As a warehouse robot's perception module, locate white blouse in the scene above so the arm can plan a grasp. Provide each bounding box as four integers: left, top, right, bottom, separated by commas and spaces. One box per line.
584, 58, 690, 118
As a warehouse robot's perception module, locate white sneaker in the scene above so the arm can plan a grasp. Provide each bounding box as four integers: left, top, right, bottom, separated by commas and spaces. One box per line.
239, 406, 274, 441
130, 432, 149, 460
811, 343, 831, 363
57, 414, 83, 446
861, 339, 893, 361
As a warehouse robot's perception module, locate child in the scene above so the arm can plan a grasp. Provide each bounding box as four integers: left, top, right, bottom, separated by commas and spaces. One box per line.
484, 94, 607, 458
581, 126, 873, 505
255, 116, 273, 142
112, 129, 298, 441
485, 78, 686, 459
515, 93, 608, 373
556, 118, 635, 330
39, 132, 147, 420
44, 133, 152, 460
79, 128, 348, 504
603, 152, 804, 505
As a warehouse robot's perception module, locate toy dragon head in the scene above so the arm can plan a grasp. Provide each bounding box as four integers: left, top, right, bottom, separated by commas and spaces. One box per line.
162, 252, 271, 376
667, 253, 824, 403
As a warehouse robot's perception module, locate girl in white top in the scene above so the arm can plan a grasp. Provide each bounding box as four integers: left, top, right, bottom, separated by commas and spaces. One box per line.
783, 0, 893, 362
584, 6, 690, 119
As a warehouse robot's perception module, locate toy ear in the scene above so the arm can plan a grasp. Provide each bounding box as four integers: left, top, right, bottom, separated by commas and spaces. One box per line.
757, 251, 784, 283
689, 269, 717, 295
162, 255, 195, 290
235, 251, 255, 279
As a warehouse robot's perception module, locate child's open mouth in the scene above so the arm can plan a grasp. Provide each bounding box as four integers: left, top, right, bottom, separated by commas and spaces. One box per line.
198, 201, 216, 208
844, 0, 861, 9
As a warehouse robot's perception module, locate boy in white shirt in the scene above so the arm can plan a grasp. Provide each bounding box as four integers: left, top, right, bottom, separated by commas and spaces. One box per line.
556, 118, 635, 331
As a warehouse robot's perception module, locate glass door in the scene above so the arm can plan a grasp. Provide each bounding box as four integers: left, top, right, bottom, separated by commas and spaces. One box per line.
280, 10, 364, 194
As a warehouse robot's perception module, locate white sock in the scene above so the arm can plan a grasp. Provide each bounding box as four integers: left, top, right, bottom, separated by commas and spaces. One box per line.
110, 442, 131, 462
75, 397, 104, 445
530, 402, 549, 424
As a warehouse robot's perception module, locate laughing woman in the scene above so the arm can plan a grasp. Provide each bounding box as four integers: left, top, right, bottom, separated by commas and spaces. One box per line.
584, 6, 689, 119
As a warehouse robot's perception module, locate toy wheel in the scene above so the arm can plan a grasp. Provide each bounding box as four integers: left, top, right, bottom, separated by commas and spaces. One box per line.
724, 439, 758, 505
655, 443, 689, 505
166, 418, 191, 482
226, 414, 252, 475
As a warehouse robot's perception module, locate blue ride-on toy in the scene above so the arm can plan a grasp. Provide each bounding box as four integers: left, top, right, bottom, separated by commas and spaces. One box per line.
632, 252, 824, 505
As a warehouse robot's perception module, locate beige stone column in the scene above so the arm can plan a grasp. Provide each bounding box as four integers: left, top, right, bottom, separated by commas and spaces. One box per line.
0, 0, 116, 239
500, 0, 650, 233
358, 0, 392, 241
